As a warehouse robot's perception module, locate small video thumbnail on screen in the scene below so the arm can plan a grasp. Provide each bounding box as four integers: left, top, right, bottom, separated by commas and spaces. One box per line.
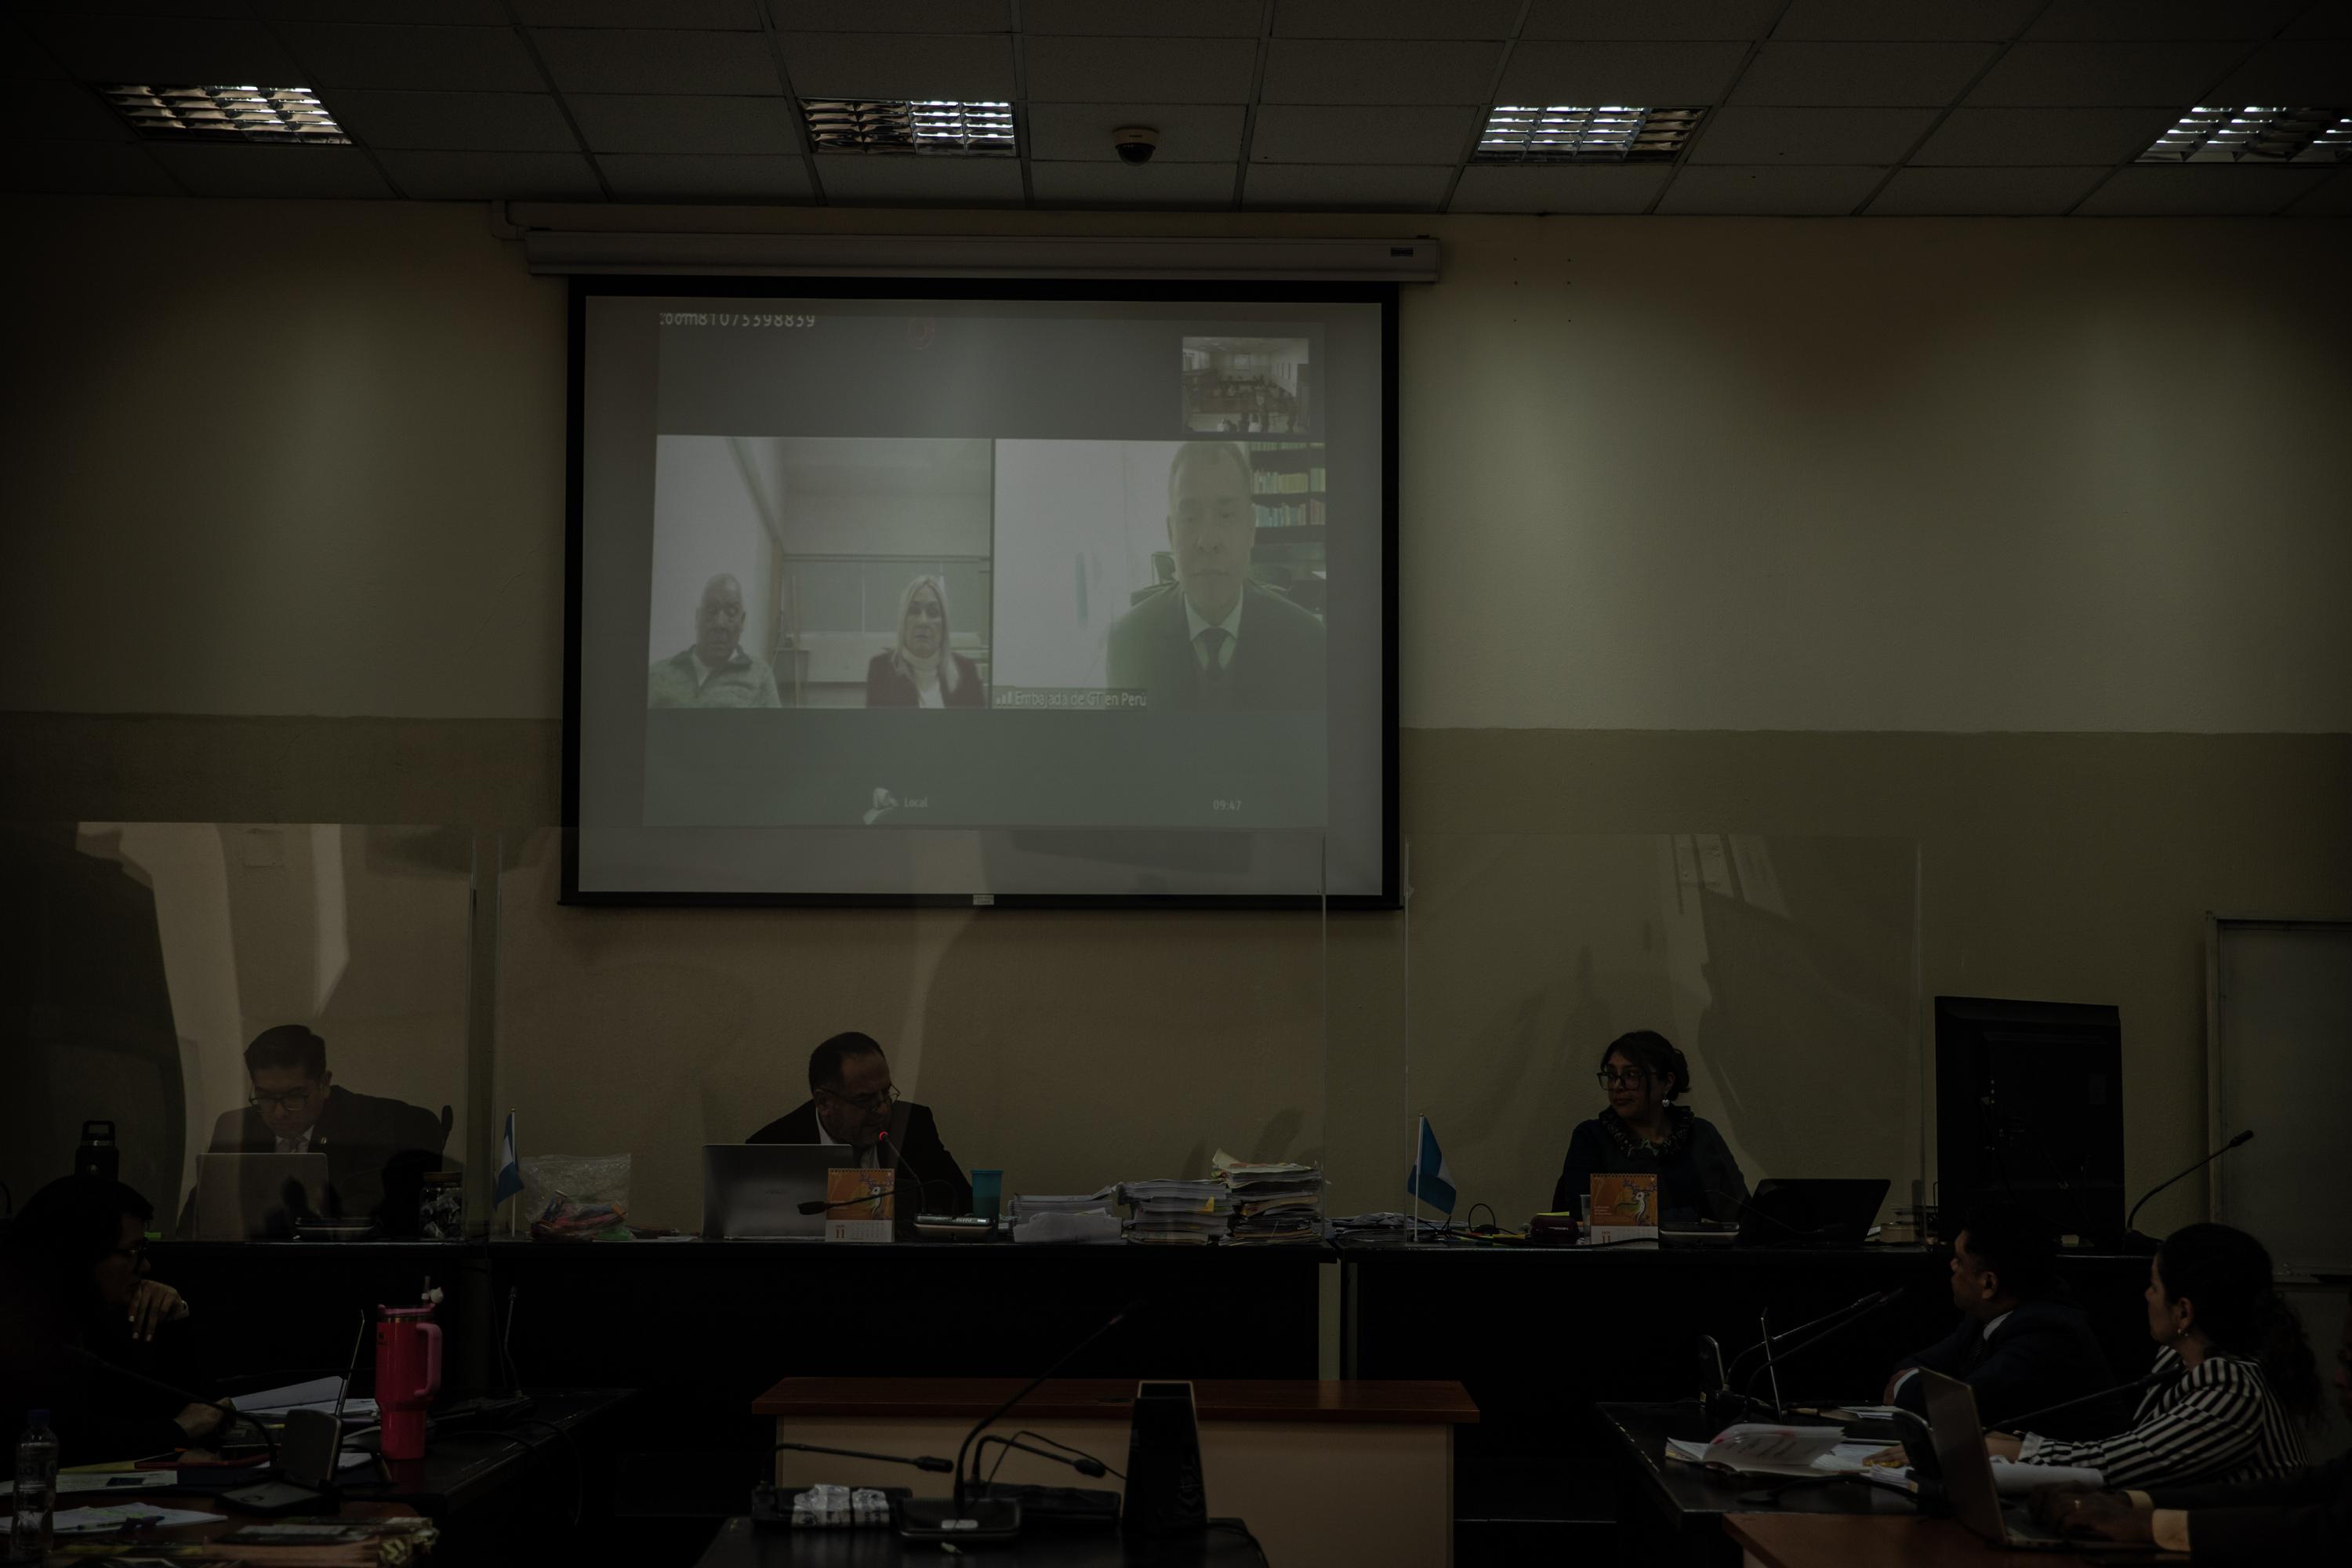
1180, 336, 1311, 436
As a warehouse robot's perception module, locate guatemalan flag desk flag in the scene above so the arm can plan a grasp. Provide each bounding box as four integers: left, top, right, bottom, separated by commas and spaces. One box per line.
1404, 1116, 1456, 1228
494, 1110, 523, 1233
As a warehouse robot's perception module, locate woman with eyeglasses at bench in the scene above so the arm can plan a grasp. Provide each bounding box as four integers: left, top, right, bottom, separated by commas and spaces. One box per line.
0, 1176, 230, 1463
1552, 1029, 1749, 1225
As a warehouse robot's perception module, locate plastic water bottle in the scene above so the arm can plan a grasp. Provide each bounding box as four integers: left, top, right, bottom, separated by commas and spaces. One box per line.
10, 1410, 59, 1564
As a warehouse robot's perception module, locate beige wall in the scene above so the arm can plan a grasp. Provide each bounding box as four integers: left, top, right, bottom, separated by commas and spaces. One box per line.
4, 197, 2347, 1232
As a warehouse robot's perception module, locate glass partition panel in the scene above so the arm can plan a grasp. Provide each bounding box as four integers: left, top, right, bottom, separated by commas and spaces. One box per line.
0, 823, 477, 1236
494, 827, 1329, 1236
1401, 833, 1922, 1229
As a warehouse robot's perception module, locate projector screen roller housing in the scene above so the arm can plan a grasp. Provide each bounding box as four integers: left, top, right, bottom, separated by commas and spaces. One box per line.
566, 279, 1396, 906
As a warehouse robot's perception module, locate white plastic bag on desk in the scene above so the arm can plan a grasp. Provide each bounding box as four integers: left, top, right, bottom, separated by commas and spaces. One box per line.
520, 1152, 631, 1238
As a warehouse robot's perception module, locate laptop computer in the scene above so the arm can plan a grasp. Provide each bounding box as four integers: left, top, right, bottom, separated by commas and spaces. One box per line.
702, 1144, 842, 1239
1734, 1178, 1889, 1247
191, 1152, 329, 1240
1921, 1370, 2140, 1552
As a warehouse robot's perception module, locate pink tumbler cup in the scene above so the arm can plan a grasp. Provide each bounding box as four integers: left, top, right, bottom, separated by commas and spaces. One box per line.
374, 1305, 441, 1461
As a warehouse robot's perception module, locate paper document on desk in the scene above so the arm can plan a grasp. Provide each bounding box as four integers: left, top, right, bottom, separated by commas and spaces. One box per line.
238, 1374, 380, 1420
1663, 1423, 1850, 1478
1989, 1458, 2106, 1494
2, 1470, 180, 1497
52, 1503, 226, 1535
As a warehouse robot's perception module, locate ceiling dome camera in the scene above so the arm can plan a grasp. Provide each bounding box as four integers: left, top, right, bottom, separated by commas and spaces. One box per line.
1113, 126, 1160, 165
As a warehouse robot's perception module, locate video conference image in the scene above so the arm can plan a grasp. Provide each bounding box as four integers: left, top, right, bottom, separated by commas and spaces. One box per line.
572, 289, 1390, 902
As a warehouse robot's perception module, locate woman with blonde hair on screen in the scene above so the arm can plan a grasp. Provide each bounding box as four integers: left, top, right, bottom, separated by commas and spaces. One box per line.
866, 574, 985, 708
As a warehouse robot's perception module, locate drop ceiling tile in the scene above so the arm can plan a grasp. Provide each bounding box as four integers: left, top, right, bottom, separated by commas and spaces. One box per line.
1911, 106, 2177, 164
774, 32, 1015, 99
1263, 39, 1505, 103
2, 19, 70, 78
813, 153, 1025, 204
1689, 106, 1936, 163
4, 78, 131, 141
2284, 168, 2352, 212
1029, 159, 1238, 206
1521, 1, 1784, 40
1243, 162, 1452, 209
326, 89, 578, 152
801, 2, 1010, 28
1250, 103, 1479, 163
2205, 40, 2352, 102
1655, 163, 1887, 213
513, 1, 761, 25
1448, 162, 1672, 211
1021, 0, 1263, 34
530, 27, 779, 95
1024, 102, 1246, 162
1273, 1, 1520, 39
0, 139, 176, 195
1965, 42, 2230, 105
2024, 1, 2304, 40
594, 152, 812, 201
1771, 1, 2042, 40
25, 14, 303, 83
254, 2, 510, 20
1730, 41, 2000, 105
1497, 41, 1751, 103
1864, 165, 2109, 213
2074, 164, 2334, 213
145, 142, 392, 198
1024, 35, 1259, 102
373, 147, 602, 199
567, 93, 800, 155
274, 24, 543, 92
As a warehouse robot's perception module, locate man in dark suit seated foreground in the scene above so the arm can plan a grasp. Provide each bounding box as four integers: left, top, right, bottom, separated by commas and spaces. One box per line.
1885, 1200, 2114, 1435
194, 1024, 448, 1232
747, 1031, 974, 1217
1105, 440, 1326, 712
2033, 1289, 2350, 1559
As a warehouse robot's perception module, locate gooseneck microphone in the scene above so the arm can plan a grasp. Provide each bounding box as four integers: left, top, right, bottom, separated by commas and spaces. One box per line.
898, 1300, 1139, 1540
877, 1129, 960, 1218
1995, 1364, 2184, 1436
1723, 1287, 1901, 1390
775, 1440, 952, 1473
64, 1346, 280, 1469
1739, 1287, 1910, 1416
2122, 1131, 2253, 1247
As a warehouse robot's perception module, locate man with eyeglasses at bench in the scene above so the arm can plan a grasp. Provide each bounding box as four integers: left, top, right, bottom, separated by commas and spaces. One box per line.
748, 1030, 974, 1217
183, 1024, 451, 1234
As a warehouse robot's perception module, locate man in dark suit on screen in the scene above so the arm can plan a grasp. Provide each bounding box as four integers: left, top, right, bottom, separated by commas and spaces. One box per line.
1105, 441, 1326, 711
747, 1031, 973, 1217
1885, 1200, 2115, 1436
195, 1025, 448, 1230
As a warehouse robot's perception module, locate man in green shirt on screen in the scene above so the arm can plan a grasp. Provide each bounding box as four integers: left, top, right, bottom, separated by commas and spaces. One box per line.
648, 572, 780, 708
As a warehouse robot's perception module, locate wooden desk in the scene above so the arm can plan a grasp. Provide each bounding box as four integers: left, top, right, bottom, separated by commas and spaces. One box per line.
1726, 1511, 2137, 1566
756, 1378, 1478, 1568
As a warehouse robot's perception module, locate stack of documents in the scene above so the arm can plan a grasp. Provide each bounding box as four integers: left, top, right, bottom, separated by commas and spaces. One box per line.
1216, 1156, 1326, 1246
1121, 1178, 1230, 1245
1009, 1187, 1122, 1244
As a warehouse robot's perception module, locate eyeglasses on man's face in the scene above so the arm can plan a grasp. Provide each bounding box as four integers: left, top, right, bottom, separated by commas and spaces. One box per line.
818, 1083, 900, 1116
249, 1087, 321, 1112
1596, 1068, 1653, 1090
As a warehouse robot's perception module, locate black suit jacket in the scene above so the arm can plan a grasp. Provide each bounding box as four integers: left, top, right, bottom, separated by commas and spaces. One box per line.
866, 651, 986, 708
746, 1099, 973, 1217
1890, 1296, 2115, 1436
198, 1084, 450, 1230
1104, 580, 1327, 711
2147, 1450, 2350, 1564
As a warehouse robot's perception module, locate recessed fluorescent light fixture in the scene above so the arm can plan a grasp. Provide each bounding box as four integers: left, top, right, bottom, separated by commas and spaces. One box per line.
1474, 105, 1703, 162
102, 84, 346, 143
2139, 107, 2350, 164
800, 98, 1017, 156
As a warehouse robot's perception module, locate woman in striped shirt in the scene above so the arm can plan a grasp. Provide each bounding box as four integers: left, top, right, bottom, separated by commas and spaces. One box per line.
1987, 1224, 2319, 1490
